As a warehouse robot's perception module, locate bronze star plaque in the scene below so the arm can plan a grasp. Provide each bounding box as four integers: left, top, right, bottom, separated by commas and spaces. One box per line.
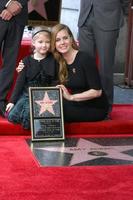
29, 87, 65, 141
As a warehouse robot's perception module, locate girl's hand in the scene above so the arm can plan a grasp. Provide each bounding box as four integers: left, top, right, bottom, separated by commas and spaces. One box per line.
6, 103, 14, 112
16, 60, 25, 73
57, 85, 73, 101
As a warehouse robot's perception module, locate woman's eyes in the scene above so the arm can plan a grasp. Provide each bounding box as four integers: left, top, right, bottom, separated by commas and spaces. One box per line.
64, 36, 69, 40
56, 36, 69, 42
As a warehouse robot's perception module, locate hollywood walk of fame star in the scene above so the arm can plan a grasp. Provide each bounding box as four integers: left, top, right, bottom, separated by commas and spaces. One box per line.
28, 0, 48, 19
35, 92, 57, 115
34, 138, 133, 166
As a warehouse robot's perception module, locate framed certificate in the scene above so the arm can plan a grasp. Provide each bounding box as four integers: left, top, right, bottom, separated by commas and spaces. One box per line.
29, 87, 65, 141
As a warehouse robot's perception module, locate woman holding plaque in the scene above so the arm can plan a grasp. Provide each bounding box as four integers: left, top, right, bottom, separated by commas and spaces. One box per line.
51, 24, 109, 122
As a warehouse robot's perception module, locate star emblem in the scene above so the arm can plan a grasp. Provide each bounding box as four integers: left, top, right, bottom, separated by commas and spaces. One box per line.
35, 91, 57, 115
28, 0, 48, 19
34, 138, 133, 166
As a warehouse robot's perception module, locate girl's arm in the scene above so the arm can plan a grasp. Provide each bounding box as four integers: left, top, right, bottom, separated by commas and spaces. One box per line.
9, 59, 27, 104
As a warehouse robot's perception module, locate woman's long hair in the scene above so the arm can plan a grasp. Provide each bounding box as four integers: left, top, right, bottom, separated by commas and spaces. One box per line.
51, 24, 78, 83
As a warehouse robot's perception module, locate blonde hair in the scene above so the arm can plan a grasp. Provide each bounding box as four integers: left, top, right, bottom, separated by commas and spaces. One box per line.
32, 26, 51, 39
31, 26, 51, 52
51, 24, 78, 83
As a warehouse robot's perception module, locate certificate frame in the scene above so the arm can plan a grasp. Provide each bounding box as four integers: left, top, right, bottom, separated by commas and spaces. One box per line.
29, 87, 65, 141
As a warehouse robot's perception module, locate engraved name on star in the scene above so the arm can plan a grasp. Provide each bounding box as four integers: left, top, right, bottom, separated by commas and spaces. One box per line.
35, 92, 57, 116
35, 138, 133, 166
28, 0, 48, 19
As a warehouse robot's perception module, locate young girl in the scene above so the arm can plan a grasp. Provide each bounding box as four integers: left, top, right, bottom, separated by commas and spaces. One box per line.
6, 26, 58, 129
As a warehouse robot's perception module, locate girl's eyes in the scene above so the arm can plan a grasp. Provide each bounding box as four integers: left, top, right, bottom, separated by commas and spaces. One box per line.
45, 41, 50, 44
38, 40, 50, 43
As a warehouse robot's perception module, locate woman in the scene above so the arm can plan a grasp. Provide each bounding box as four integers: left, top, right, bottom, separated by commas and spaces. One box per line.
51, 24, 109, 122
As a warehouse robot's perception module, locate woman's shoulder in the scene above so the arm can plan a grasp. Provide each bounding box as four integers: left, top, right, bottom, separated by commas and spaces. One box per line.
78, 51, 94, 60
77, 51, 96, 66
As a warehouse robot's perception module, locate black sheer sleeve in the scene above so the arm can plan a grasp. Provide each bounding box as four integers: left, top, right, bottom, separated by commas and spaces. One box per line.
80, 52, 102, 90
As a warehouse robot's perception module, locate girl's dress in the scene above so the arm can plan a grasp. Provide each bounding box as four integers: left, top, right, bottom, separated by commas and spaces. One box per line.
8, 53, 58, 129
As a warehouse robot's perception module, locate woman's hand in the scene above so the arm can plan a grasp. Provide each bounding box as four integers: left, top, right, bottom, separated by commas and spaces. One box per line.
16, 60, 25, 73
57, 85, 73, 101
57, 85, 102, 102
6, 103, 14, 112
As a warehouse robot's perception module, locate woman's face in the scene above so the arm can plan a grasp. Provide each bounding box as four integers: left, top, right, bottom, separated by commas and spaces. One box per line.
55, 29, 72, 55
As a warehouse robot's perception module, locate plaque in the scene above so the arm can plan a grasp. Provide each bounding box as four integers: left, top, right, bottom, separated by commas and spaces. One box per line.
29, 87, 65, 141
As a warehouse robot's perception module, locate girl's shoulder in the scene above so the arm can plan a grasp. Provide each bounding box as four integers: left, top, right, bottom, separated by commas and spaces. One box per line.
44, 53, 58, 66
22, 55, 33, 63
46, 52, 55, 60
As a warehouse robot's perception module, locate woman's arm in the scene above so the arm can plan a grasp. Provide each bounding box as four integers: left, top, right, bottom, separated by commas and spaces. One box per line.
71, 89, 102, 101
58, 85, 102, 102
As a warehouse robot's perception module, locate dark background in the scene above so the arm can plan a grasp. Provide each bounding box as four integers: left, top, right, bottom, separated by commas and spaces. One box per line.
28, 0, 61, 26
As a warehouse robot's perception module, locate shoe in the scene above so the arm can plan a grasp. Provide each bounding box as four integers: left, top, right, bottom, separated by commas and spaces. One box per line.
0, 102, 6, 117
104, 115, 111, 120
104, 110, 112, 120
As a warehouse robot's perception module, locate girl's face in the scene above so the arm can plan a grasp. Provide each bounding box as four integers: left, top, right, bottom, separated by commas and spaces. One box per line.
55, 29, 72, 55
32, 33, 50, 56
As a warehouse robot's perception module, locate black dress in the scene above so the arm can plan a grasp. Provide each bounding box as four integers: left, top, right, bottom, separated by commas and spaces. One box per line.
63, 51, 109, 122
8, 53, 58, 129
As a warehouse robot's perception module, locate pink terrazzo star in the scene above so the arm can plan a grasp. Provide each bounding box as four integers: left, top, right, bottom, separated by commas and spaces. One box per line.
35, 92, 57, 115
28, 0, 48, 19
